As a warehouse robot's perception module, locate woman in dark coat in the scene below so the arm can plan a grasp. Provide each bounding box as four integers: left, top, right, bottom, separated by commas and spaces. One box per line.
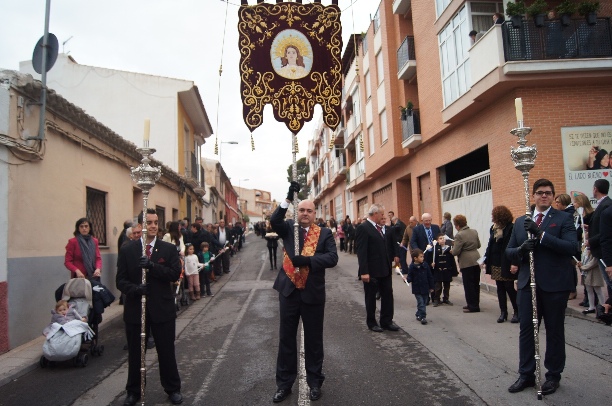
264, 223, 280, 270
483, 206, 518, 323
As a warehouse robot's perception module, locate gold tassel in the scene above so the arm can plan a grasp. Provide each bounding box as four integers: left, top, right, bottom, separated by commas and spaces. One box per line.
359, 134, 364, 152
328, 132, 335, 150
214, 138, 219, 155
250, 134, 255, 151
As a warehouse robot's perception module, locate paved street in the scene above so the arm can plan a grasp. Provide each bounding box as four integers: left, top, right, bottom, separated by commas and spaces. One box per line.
0, 233, 610, 406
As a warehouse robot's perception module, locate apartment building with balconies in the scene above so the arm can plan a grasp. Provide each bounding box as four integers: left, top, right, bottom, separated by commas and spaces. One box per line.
305, 112, 351, 222
342, 0, 612, 249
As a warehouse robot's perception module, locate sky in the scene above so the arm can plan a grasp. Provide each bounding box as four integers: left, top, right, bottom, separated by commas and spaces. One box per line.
0, 0, 377, 202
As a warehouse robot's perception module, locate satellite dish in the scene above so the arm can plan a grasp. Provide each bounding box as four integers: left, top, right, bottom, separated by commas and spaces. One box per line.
32, 33, 59, 74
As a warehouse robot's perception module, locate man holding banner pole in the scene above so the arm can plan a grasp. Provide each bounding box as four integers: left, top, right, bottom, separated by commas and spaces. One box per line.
270, 182, 338, 403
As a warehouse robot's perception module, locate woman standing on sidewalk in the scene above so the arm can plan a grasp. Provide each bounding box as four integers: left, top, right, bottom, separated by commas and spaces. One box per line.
65, 218, 102, 280
482, 206, 519, 323
451, 215, 481, 313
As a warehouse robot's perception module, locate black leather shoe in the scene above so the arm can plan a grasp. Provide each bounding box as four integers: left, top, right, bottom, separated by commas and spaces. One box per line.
508, 377, 535, 393
381, 322, 400, 331
497, 311, 508, 323
273, 388, 292, 403
510, 313, 519, 323
309, 387, 322, 401
123, 393, 140, 406
168, 391, 183, 405
582, 308, 595, 314
369, 325, 383, 332
541, 380, 559, 395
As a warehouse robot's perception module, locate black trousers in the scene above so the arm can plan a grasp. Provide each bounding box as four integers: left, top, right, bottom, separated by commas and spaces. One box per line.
199, 271, 211, 295
517, 288, 568, 382
496, 280, 518, 313
461, 265, 481, 311
434, 280, 450, 301
125, 318, 181, 396
276, 290, 325, 390
363, 274, 394, 328
268, 246, 278, 268
221, 250, 230, 272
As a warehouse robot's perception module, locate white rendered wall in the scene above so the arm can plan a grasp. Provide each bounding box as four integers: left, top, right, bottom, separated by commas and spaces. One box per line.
20, 55, 195, 172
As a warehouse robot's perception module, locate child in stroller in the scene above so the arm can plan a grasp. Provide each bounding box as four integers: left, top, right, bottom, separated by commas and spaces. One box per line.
40, 278, 111, 368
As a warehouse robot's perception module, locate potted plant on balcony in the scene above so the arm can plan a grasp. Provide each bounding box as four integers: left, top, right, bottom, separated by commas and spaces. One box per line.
578, 1, 600, 25
527, 0, 549, 27
556, 0, 577, 26
399, 101, 414, 121
506, 0, 527, 28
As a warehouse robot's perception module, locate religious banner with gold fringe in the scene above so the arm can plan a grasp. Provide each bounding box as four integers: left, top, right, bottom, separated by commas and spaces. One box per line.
238, 1, 342, 134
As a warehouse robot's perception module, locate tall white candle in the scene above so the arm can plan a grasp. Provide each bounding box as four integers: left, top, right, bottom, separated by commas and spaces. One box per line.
143, 119, 150, 141
515, 98, 523, 123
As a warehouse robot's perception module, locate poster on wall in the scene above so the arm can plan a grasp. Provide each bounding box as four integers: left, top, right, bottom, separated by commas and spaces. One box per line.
561, 125, 612, 207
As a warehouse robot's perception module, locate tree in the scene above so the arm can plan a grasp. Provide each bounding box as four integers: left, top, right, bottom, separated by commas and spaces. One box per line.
286, 157, 310, 200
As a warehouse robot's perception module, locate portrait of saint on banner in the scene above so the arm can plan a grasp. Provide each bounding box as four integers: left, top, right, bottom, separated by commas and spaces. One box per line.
238, 1, 342, 134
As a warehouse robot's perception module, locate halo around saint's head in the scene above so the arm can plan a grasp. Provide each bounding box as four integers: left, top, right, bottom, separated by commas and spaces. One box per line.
271, 29, 313, 80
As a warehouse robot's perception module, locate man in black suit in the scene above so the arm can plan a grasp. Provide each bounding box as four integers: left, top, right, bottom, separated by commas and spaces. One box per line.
587, 179, 612, 297
270, 182, 338, 403
116, 208, 183, 405
216, 219, 233, 272
600, 204, 612, 288
506, 179, 578, 396
356, 204, 400, 333
410, 213, 441, 302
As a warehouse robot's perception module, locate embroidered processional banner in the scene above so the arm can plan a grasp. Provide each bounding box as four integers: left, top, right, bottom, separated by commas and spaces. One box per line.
238, 1, 342, 133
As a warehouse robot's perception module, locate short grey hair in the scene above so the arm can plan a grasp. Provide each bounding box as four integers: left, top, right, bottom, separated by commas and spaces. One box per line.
368, 203, 385, 215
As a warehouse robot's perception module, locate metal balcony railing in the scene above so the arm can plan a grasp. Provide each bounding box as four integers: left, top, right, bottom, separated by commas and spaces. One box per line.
502, 18, 612, 61
401, 110, 421, 143
185, 152, 200, 185
397, 36, 416, 71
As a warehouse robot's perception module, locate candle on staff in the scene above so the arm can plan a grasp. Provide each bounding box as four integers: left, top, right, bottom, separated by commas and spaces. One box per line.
515, 98, 523, 124
143, 119, 150, 142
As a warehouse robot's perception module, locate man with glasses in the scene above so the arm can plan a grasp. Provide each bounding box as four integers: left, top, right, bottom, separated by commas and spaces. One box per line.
270, 182, 338, 403
506, 179, 578, 397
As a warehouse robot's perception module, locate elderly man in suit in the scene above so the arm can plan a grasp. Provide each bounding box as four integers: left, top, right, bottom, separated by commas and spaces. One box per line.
356, 203, 400, 333
411, 213, 441, 303
410, 213, 441, 251
270, 182, 338, 403
116, 208, 183, 405
506, 179, 578, 397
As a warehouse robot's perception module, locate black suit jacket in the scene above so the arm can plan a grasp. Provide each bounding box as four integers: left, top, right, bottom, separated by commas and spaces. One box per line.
270, 205, 338, 304
356, 220, 393, 278
506, 208, 578, 291
588, 196, 612, 259
116, 239, 182, 324
600, 205, 612, 267
410, 224, 441, 251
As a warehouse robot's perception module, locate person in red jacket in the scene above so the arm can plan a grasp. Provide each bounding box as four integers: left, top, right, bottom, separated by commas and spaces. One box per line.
64, 218, 102, 280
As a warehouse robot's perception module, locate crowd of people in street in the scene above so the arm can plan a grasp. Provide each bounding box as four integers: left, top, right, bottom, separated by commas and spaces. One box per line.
56, 176, 612, 405
270, 178, 612, 401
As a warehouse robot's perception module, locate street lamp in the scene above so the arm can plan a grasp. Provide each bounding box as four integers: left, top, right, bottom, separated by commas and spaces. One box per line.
218, 140, 238, 163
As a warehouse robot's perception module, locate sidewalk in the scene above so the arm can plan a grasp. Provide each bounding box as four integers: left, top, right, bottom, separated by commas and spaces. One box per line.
0, 252, 601, 389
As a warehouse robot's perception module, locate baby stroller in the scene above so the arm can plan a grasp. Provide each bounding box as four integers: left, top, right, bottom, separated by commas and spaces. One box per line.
40, 278, 113, 368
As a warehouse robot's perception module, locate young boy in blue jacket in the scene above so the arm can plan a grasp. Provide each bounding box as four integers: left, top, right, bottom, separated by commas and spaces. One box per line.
402, 248, 434, 325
